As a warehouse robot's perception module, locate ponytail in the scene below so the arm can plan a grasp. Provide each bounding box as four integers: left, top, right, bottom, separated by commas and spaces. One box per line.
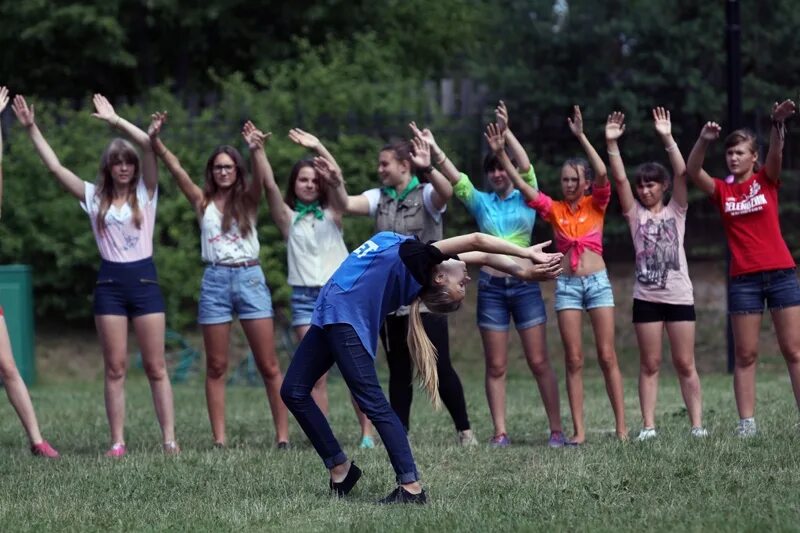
406, 297, 441, 409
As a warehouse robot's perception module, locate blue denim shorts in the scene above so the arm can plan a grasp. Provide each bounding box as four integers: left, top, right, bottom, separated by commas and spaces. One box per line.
555, 270, 615, 312
290, 286, 321, 327
728, 268, 800, 314
94, 257, 166, 317
198, 264, 273, 325
476, 271, 547, 331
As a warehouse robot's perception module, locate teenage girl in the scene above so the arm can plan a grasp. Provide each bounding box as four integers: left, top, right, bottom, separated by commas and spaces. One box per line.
148, 112, 289, 447
0, 86, 59, 458
687, 98, 800, 436
255, 124, 373, 447
280, 220, 563, 503
13, 94, 178, 456
486, 105, 628, 443
331, 134, 476, 445
410, 101, 564, 448
605, 107, 706, 440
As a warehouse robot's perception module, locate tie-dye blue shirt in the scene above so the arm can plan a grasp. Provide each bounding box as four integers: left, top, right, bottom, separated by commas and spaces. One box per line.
453, 168, 538, 247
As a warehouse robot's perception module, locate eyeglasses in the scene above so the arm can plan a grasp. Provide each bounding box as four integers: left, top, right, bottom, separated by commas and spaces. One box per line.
213, 164, 235, 173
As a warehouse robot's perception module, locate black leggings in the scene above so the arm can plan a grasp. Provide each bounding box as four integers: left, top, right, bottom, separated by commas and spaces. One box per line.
381, 313, 471, 432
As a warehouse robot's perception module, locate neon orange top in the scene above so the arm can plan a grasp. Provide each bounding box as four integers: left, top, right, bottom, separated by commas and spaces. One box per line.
527, 182, 611, 270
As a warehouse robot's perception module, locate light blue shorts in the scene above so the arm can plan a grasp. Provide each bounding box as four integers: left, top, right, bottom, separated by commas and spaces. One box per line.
554, 270, 615, 312
290, 286, 321, 327
198, 264, 273, 325
477, 272, 547, 331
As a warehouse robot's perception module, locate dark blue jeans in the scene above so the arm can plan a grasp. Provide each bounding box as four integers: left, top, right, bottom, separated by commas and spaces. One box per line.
280, 323, 419, 484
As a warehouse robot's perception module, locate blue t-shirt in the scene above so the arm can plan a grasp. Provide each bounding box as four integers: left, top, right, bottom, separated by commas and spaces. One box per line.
453, 170, 538, 247
311, 232, 443, 358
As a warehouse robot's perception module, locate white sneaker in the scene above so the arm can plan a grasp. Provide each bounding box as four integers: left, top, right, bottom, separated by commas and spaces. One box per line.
690, 427, 709, 438
735, 418, 757, 438
636, 427, 657, 441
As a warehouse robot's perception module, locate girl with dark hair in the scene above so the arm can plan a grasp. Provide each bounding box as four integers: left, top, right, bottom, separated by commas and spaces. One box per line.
258, 126, 373, 447
331, 133, 476, 445
410, 101, 565, 448
687, 98, 800, 437
13, 94, 178, 456
0, 86, 59, 458
148, 113, 288, 448
486, 105, 628, 444
281, 227, 562, 503
605, 107, 706, 440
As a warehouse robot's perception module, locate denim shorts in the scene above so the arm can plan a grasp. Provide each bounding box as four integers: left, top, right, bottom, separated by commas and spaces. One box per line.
728, 268, 800, 314
476, 271, 547, 331
291, 286, 321, 327
198, 264, 273, 325
94, 257, 166, 317
555, 270, 615, 312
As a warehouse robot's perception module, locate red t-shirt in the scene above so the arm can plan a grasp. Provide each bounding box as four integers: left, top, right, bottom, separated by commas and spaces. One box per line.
711, 167, 795, 276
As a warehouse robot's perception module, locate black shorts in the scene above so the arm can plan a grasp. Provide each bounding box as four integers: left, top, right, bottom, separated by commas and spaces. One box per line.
632, 298, 696, 323
94, 257, 166, 317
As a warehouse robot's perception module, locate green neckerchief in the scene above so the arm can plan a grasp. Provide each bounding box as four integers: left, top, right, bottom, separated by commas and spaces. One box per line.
293, 200, 324, 224
382, 176, 420, 203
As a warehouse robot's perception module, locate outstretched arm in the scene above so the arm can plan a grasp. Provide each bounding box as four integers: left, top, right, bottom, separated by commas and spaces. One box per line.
495, 100, 533, 175
568, 105, 607, 187
604, 111, 635, 213
433, 231, 562, 266
148, 112, 204, 210
653, 107, 688, 207
485, 123, 539, 203
288, 128, 342, 176
409, 122, 462, 184
311, 156, 347, 226
459, 250, 562, 281
12, 95, 85, 200
686, 122, 719, 196
764, 99, 796, 183
92, 94, 157, 194
410, 135, 452, 209
0, 86, 7, 215
240, 121, 268, 204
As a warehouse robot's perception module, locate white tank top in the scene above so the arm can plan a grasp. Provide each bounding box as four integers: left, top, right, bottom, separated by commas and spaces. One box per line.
200, 202, 260, 263
287, 209, 348, 287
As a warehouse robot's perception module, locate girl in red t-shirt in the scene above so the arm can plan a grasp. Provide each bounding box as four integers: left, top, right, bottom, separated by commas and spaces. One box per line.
0, 86, 59, 458
687, 98, 800, 437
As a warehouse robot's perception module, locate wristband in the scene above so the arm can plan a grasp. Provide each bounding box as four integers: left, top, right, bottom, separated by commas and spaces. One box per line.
665, 143, 679, 152
606, 149, 621, 157
435, 152, 447, 165
420, 165, 434, 176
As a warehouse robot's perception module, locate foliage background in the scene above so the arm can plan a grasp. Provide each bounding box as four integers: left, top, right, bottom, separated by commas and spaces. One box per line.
1, 0, 799, 328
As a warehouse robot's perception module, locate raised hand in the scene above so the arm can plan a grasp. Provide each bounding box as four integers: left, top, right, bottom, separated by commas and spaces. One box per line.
484, 122, 506, 153
495, 100, 509, 133
652, 107, 672, 137
605, 111, 626, 141
11, 95, 35, 127
0, 86, 8, 114
771, 99, 797, 123
409, 121, 443, 155
526, 240, 563, 265
148, 111, 168, 138
91, 94, 118, 123
700, 121, 721, 142
567, 105, 584, 137
288, 128, 320, 150
242, 120, 271, 150
410, 136, 431, 169
312, 156, 342, 187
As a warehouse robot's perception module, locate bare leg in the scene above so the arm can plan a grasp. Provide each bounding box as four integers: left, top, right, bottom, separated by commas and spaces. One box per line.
772, 306, 800, 413
132, 312, 175, 444
95, 314, 130, 446
518, 323, 562, 432
0, 317, 44, 444
558, 310, 585, 442
481, 328, 509, 437
665, 321, 703, 429
731, 313, 762, 419
202, 322, 232, 444
634, 321, 664, 429
588, 307, 627, 439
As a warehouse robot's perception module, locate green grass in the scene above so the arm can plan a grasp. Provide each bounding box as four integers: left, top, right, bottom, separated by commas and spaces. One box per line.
1, 367, 799, 532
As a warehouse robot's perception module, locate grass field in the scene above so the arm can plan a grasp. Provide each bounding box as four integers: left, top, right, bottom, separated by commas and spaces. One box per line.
2, 263, 799, 531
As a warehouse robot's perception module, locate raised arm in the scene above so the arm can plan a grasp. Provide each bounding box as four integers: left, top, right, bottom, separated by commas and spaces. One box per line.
12, 95, 85, 200
410, 135, 452, 209
495, 100, 533, 175
653, 107, 688, 207
312, 156, 347, 224
764, 99, 796, 183
434, 231, 562, 265
148, 111, 204, 210
408, 122, 461, 184
485, 123, 539, 203
0, 86, 7, 215
92, 94, 157, 193
686, 122, 720, 196
604, 111, 635, 213
288, 128, 342, 176
568, 105, 607, 187
240, 121, 268, 203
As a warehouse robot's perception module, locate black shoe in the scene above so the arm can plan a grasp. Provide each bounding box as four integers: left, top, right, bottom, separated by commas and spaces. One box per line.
277, 441, 290, 450
329, 462, 362, 497
377, 486, 427, 505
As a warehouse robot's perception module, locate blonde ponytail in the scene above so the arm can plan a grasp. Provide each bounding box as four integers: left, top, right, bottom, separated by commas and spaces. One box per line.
407, 297, 441, 409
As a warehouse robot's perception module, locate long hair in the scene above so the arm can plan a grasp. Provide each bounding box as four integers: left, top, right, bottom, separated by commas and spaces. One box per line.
96, 138, 142, 233
406, 281, 461, 409
284, 159, 329, 209
381, 140, 418, 178
724, 128, 761, 172
203, 145, 257, 237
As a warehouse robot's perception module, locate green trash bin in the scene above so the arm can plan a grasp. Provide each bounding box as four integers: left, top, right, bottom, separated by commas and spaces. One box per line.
0, 264, 36, 385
